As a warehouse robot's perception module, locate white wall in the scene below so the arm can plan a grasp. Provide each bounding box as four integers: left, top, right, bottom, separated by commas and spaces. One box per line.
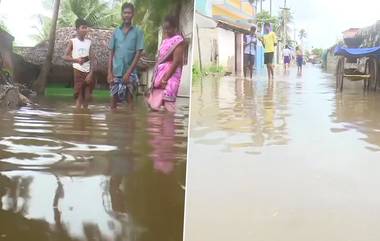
178, 0, 194, 97
193, 26, 218, 68
217, 28, 235, 73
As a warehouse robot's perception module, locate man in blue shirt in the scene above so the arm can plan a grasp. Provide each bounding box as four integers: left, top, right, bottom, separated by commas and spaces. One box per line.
108, 2, 144, 110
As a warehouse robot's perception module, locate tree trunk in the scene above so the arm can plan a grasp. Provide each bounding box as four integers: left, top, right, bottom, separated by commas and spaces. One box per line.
32, 0, 60, 95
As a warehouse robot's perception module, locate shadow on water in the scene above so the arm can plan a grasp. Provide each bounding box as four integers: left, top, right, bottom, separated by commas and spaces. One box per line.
0, 96, 188, 241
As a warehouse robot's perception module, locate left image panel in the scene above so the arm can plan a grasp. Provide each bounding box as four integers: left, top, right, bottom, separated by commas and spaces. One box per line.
0, 1, 193, 241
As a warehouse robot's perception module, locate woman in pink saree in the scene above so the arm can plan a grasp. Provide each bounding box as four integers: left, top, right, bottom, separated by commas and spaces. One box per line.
146, 16, 185, 112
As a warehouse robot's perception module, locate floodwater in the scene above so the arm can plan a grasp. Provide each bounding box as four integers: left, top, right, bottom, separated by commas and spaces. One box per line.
185, 66, 380, 241
0, 97, 189, 241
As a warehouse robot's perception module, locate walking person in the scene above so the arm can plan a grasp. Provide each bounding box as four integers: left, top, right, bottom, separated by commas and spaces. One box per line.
243, 26, 257, 79
259, 22, 277, 80
107, 2, 144, 111
296, 46, 304, 74
283, 45, 291, 72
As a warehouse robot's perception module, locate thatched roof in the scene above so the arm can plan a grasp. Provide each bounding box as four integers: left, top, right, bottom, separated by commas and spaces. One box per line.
16, 27, 155, 73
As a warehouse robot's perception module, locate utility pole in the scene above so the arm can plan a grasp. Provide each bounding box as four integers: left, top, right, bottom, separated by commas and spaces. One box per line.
280, 0, 291, 44
270, 0, 272, 16
278, 0, 290, 64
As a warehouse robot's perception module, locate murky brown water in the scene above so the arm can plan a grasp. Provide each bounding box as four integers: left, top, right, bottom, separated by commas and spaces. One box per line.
0, 97, 188, 241
185, 66, 380, 241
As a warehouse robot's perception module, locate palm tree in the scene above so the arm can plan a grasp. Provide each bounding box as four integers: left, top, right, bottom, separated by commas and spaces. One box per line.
299, 29, 307, 45
33, 0, 60, 95
256, 10, 279, 31
31, 15, 52, 42
278, 9, 293, 43
59, 0, 114, 28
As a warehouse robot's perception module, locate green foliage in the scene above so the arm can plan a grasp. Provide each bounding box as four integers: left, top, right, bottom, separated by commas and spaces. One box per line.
192, 64, 225, 80
256, 10, 279, 31
31, 15, 52, 42
192, 64, 202, 81
0, 18, 8, 32
311, 48, 323, 57
59, 0, 114, 28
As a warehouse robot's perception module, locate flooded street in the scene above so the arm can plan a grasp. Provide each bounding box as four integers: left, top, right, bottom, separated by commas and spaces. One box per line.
0, 97, 189, 241
185, 66, 380, 241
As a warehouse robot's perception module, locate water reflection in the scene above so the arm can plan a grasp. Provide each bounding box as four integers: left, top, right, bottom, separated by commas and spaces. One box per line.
0, 96, 188, 241
191, 75, 289, 153
332, 84, 380, 151
148, 112, 176, 174
185, 66, 380, 241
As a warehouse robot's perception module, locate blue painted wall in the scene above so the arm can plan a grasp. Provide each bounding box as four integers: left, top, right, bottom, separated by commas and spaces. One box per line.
196, 0, 212, 16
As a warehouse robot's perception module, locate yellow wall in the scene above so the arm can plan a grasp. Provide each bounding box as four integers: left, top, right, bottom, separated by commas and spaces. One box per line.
227, 0, 241, 9
212, 0, 255, 20
242, 2, 254, 16
213, 5, 245, 20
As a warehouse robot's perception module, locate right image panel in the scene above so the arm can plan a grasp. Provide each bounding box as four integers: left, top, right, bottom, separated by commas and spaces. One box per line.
185, 0, 380, 241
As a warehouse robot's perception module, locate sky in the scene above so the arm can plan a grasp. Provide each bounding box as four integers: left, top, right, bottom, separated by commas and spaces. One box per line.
260, 0, 380, 49
0, 0, 49, 46
0, 0, 379, 48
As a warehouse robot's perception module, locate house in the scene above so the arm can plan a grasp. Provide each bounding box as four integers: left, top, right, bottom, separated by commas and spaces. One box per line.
194, 11, 252, 76
195, 0, 260, 76
212, 0, 256, 21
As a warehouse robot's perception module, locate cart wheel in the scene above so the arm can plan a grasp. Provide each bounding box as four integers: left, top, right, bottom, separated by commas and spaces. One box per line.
366, 58, 378, 91
336, 58, 344, 91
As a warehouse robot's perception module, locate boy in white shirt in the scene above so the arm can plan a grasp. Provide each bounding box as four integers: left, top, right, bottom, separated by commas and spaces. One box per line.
64, 19, 96, 110
283, 45, 291, 72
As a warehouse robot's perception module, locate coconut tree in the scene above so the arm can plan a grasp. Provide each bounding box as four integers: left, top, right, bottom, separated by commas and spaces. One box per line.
299, 29, 307, 45
59, 0, 114, 27
31, 15, 52, 42
256, 10, 279, 31
278, 9, 293, 43
33, 0, 60, 95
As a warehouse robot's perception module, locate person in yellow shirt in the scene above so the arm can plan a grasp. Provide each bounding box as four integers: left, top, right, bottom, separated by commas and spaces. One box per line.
259, 23, 277, 80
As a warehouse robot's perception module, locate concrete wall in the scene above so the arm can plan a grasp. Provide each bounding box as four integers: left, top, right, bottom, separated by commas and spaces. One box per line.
235, 32, 244, 77
178, 0, 194, 97
218, 28, 235, 73
193, 25, 218, 68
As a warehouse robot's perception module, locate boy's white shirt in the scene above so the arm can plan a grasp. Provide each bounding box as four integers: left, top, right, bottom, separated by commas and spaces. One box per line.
72, 37, 91, 73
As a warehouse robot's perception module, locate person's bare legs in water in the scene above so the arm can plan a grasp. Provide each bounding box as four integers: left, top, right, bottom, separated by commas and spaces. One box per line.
266, 63, 274, 80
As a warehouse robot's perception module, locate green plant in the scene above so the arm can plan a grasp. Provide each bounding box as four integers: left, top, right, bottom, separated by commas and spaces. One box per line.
192, 64, 202, 81
311, 48, 323, 57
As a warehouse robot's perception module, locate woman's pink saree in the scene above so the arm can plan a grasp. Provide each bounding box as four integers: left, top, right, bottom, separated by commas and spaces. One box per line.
146, 34, 184, 112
